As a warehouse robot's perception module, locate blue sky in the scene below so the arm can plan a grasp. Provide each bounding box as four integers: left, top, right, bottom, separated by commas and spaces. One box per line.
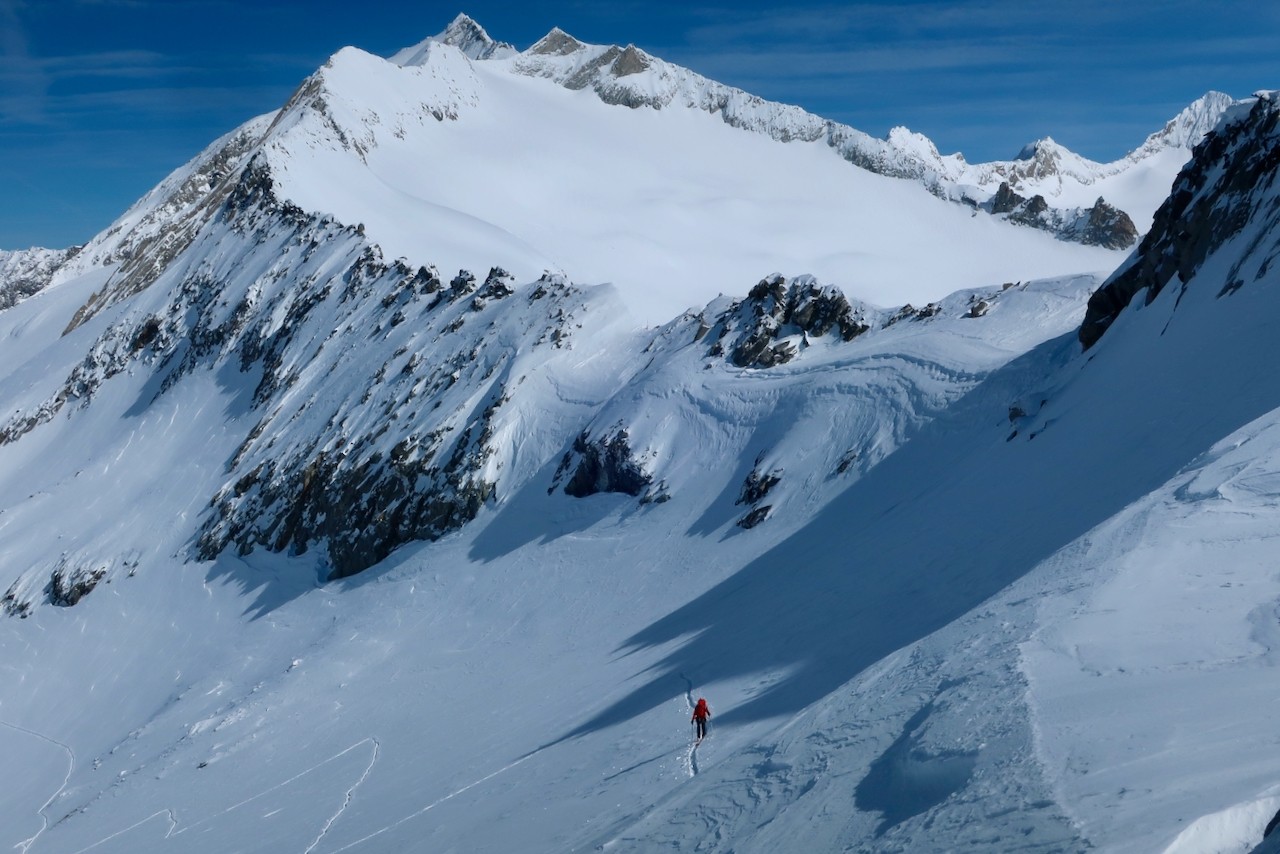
3, 0, 1278, 249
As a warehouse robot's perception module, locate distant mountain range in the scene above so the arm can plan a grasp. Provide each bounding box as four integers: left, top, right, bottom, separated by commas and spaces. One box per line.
2, 14, 1233, 324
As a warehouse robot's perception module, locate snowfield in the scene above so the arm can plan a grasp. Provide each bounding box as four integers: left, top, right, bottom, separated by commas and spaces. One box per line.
1, 13, 1279, 854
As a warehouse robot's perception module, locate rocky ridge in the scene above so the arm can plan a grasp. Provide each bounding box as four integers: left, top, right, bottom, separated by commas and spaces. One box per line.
0, 246, 79, 311
395, 18, 1238, 251
1080, 92, 1280, 348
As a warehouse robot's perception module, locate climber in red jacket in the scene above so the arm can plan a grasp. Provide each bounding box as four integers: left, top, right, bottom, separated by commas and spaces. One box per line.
691, 697, 711, 742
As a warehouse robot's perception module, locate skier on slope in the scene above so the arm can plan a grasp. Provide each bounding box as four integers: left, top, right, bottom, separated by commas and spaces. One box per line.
691, 697, 711, 742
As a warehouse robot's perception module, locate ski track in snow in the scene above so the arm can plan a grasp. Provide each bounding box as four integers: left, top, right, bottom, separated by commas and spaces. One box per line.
680, 673, 699, 777
325, 747, 546, 852
71, 737, 380, 854
303, 737, 380, 854
1, 719, 75, 854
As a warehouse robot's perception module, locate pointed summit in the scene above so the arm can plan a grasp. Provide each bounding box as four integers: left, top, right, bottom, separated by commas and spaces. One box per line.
436, 13, 515, 60
1128, 91, 1236, 159
529, 27, 586, 56
1014, 136, 1061, 162
390, 13, 517, 67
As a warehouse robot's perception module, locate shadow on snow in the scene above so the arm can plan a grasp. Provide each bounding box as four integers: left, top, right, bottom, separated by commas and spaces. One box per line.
556, 327, 1280, 738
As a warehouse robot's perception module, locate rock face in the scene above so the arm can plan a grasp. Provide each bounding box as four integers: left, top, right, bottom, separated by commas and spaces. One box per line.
1080, 94, 1280, 349
1, 136, 598, 581
1077, 198, 1140, 249
986, 182, 1138, 249
704, 274, 872, 369
48, 566, 107, 607
391, 13, 517, 64
989, 182, 1025, 215
735, 456, 782, 529
555, 429, 652, 498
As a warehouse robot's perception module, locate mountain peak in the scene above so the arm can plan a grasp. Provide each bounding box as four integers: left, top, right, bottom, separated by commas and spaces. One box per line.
1014, 136, 1061, 161
433, 12, 516, 60
529, 27, 586, 56
1127, 91, 1236, 161
390, 12, 517, 66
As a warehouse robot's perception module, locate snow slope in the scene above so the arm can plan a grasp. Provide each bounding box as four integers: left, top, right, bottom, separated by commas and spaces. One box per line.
263, 40, 1120, 325
0, 250, 1108, 853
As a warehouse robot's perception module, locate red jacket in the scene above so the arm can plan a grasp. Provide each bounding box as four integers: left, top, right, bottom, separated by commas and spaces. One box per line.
692, 699, 711, 721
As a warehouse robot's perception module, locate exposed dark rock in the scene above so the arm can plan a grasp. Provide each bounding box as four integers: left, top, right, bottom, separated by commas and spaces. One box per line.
1007, 194, 1050, 227
1265, 806, 1280, 839
836, 450, 859, 475
48, 565, 107, 607
737, 505, 772, 529
738, 463, 782, 506
560, 429, 652, 498
717, 274, 872, 369
1081, 96, 1280, 348
612, 45, 649, 77
989, 182, 1025, 215
640, 481, 672, 505
988, 181, 1138, 250
885, 302, 942, 327
966, 299, 991, 319
472, 267, 515, 310
448, 270, 478, 300
202, 388, 505, 580
1078, 197, 1140, 249
1, 582, 30, 618
529, 28, 585, 56
130, 316, 163, 352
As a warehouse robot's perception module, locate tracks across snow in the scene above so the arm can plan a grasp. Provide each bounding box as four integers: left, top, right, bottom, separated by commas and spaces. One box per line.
325, 746, 547, 852
680, 673, 700, 777
1, 719, 75, 854
70, 737, 380, 854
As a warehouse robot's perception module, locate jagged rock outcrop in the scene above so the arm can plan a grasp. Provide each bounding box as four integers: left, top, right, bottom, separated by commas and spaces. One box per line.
2, 553, 139, 617
48, 565, 107, 607
885, 302, 942, 327
1080, 94, 1280, 348
704, 274, 872, 369
733, 454, 782, 529
738, 464, 782, 506
1076, 198, 1139, 249
390, 13, 517, 64
987, 182, 1138, 249
63, 120, 270, 333
2, 144, 594, 580
554, 429, 652, 498
989, 182, 1026, 215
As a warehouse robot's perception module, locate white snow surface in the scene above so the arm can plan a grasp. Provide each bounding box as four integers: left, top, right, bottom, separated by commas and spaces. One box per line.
2, 16, 1280, 854
259, 41, 1122, 326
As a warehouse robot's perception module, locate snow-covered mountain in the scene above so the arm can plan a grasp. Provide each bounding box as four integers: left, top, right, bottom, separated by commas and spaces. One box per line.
389, 17, 1232, 251
0, 246, 79, 310
8, 16, 1231, 326
2, 12, 1280, 853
